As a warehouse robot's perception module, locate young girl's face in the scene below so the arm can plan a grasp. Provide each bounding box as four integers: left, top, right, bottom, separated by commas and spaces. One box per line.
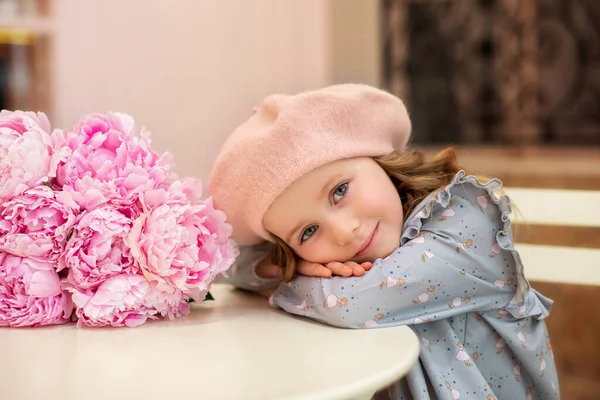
263, 157, 404, 264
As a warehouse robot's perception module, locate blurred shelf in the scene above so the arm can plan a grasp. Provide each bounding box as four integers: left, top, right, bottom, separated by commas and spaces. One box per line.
423, 145, 600, 190
0, 17, 53, 34
0, 16, 53, 114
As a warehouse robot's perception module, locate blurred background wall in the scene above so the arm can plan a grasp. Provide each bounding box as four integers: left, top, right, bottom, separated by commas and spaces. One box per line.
2, 1, 599, 182
1, 0, 343, 182
51, 0, 333, 183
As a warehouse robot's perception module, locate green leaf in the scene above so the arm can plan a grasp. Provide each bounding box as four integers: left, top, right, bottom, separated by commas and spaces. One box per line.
185, 292, 214, 304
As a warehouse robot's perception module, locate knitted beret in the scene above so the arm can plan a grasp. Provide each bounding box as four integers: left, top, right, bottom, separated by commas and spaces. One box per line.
208, 84, 411, 245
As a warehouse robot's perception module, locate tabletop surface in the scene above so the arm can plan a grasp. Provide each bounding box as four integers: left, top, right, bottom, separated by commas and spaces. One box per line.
0, 284, 420, 400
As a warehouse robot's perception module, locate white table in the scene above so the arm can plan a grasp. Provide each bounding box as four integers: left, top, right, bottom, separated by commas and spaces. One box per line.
0, 284, 420, 400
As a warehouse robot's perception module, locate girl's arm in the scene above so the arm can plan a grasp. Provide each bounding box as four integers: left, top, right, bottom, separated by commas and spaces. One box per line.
214, 242, 282, 292
214, 244, 372, 296
270, 180, 546, 327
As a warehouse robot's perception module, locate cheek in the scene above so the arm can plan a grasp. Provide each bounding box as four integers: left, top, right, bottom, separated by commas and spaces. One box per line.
356, 188, 401, 218
295, 241, 336, 264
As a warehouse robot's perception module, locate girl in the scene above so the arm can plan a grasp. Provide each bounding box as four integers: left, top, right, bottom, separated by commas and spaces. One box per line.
208, 84, 559, 399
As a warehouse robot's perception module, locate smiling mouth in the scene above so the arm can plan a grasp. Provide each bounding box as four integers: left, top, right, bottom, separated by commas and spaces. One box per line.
354, 223, 379, 259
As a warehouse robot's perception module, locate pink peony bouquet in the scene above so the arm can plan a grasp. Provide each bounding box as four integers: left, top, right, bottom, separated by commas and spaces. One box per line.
0, 110, 238, 328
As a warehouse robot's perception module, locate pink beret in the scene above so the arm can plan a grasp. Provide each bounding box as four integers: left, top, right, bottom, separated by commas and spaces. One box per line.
208, 84, 412, 245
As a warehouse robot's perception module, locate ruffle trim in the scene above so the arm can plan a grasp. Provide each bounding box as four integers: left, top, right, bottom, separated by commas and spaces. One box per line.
400, 170, 552, 320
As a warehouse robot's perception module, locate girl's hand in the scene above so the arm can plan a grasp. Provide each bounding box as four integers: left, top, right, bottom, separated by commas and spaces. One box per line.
255, 258, 283, 279
257, 261, 373, 299
297, 259, 373, 278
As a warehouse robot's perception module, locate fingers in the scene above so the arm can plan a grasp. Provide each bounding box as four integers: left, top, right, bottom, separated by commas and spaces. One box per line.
297, 261, 332, 278
325, 261, 354, 277
325, 261, 370, 277
255, 261, 283, 279
343, 261, 366, 277
297, 260, 375, 279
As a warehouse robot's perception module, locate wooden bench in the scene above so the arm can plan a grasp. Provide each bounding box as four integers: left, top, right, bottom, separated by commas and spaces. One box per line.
506, 187, 600, 286
505, 186, 600, 400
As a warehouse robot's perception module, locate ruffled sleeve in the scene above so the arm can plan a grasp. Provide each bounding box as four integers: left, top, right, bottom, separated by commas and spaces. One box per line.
270, 171, 552, 328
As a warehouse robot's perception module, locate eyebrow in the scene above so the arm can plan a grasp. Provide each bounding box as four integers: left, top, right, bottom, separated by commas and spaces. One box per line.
284, 173, 344, 244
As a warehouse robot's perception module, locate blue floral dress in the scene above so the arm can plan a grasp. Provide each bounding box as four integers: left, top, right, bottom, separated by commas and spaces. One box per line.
219, 172, 560, 399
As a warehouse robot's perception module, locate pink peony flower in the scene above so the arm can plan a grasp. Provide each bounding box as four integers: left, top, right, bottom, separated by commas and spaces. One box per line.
0, 110, 70, 200
68, 274, 189, 328
55, 113, 173, 207
0, 252, 73, 327
0, 110, 236, 329
0, 185, 77, 260
143, 282, 191, 321
61, 205, 139, 290
126, 180, 238, 301
0, 110, 51, 133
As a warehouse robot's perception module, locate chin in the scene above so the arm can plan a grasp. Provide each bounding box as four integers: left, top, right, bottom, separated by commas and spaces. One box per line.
372, 249, 394, 262
376, 240, 400, 260
356, 247, 393, 264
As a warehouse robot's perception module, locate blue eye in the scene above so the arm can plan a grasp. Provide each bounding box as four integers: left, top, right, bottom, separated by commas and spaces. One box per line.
301, 225, 318, 243
332, 182, 348, 203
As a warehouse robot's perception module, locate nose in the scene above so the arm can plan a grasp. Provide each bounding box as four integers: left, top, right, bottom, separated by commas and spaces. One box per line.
325, 212, 359, 247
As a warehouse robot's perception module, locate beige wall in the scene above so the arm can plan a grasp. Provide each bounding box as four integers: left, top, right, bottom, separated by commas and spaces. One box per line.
330, 0, 381, 87
51, 0, 332, 183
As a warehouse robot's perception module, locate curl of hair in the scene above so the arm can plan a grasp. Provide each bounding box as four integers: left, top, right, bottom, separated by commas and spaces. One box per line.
270, 147, 464, 282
